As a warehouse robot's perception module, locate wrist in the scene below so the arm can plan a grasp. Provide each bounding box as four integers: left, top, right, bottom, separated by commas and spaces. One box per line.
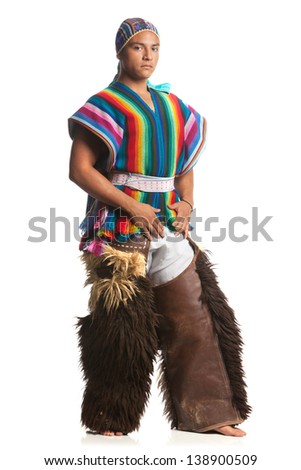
123, 196, 140, 217
180, 198, 194, 212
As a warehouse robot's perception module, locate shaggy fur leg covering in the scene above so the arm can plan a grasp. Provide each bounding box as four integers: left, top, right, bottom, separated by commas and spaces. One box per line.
77, 247, 158, 434
157, 351, 178, 428
194, 246, 252, 420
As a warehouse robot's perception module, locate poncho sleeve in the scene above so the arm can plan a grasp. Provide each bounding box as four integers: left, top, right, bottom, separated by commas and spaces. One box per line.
177, 104, 207, 176
68, 93, 124, 169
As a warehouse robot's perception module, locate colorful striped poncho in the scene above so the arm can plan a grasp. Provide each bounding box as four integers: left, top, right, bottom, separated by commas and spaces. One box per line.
68, 81, 207, 255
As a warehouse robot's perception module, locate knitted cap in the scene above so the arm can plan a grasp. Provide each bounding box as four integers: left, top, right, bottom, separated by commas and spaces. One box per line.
115, 18, 160, 55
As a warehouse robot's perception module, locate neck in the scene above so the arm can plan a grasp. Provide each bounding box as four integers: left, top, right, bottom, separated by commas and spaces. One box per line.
117, 75, 149, 94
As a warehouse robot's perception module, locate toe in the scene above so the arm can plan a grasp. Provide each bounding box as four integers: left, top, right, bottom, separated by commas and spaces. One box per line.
216, 425, 246, 437
101, 431, 114, 437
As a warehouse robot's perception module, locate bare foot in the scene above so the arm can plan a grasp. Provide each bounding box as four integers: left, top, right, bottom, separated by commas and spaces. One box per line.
100, 431, 124, 437
215, 425, 246, 437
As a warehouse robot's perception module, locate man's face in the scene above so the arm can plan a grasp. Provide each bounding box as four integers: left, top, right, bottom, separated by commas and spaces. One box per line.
118, 31, 160, 81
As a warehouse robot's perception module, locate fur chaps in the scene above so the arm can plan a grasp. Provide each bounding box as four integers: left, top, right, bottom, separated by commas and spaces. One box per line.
77, 246, 159, 434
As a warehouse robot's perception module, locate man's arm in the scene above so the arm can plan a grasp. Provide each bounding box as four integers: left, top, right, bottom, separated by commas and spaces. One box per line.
174, 170, 194, 208
69, 126, 134, 210
69, 126, 164, 239
167, 170, 194, 238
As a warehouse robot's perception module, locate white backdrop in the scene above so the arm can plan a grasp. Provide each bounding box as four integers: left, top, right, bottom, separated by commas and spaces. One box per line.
1, 1, 300, 469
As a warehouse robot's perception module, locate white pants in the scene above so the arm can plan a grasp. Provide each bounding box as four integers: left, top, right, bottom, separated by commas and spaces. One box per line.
146, 227, 194, 286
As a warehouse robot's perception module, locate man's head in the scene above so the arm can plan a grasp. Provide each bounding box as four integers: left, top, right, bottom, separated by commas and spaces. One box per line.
115, 18, 160, 56
115, 18, 160, 82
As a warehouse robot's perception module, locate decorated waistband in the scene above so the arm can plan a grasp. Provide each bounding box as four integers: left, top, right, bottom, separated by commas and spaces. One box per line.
108, 172, 175, 192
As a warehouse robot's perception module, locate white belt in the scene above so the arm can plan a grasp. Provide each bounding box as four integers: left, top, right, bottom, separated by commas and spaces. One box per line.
109, 172, 175, 192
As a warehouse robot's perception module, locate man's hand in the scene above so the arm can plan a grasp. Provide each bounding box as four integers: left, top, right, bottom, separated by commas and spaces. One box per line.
128, 201, 165, 240
167, 201, 192, 238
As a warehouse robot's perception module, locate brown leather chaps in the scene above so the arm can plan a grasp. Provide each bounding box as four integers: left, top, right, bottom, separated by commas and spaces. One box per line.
154, 240, 251, 432
76, 238, 251, 434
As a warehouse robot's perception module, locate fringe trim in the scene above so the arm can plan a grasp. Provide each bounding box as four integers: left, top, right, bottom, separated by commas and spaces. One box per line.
195, 248, 252, 420
81, 246, 147, 311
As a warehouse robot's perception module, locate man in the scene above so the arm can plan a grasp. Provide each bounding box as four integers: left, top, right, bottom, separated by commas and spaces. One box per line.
68, 18, 251, 437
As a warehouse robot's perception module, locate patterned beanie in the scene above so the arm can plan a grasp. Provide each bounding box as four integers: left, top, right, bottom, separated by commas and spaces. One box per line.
115, 18, 160, 55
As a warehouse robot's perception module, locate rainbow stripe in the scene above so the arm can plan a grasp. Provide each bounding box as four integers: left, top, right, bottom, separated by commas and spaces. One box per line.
69, 81, 206, 254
